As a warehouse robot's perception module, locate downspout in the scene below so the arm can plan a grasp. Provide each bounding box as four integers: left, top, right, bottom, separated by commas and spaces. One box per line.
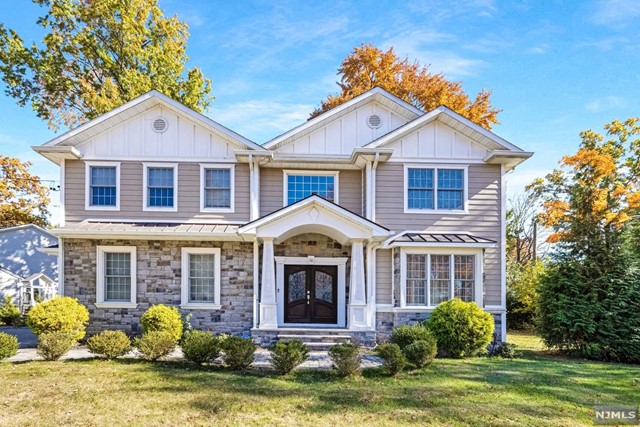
367, 242, 382, 330
371, 152, 380, 222
365, 160, 372, 219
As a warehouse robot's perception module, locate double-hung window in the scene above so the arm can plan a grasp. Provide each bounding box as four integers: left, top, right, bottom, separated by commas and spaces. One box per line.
403, 252, 477, 307
85, 162, 120, 210
181, 248, 221, 309
200, 165, 234, 212
285, 171, 338, 205
405, 166, 466, 212
144, 163, 177, 211
96, 246, 137, 308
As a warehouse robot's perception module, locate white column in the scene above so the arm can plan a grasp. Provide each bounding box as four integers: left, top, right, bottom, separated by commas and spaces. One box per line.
348, 239, 370, 329
259, 237, 278, 329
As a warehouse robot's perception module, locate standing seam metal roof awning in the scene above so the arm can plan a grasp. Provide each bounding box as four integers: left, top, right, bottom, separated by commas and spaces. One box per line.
384, 232, 496, 247
52, 221, 241, 240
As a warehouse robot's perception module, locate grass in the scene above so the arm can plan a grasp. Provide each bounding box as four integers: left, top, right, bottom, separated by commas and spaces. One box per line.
1, 333, 638, 426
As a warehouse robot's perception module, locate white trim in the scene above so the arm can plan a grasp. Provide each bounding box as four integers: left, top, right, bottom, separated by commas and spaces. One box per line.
399, 247, 483, 308
403, 164, 469, 214
253, 240, 259, 328
274, 256, 347, 328
84, 161, 121, 211
60, 159, 66, 226
96, 245, 137, 307
58, 237, 64, 296
500, 164, 507, 338
142, 162, 178, 212
199, 163, 235, 213
180, 247, 222, 309
282, 170, 340, 207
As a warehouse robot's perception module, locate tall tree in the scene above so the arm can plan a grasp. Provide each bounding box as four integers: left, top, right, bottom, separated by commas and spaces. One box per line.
311, 43, 500, 129
0, 0, 213, 131
0, 156, 50, 228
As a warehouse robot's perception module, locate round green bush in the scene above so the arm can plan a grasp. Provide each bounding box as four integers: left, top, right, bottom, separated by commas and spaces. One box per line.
222, 336, 256, 370
134, 331, 176, 361
404, 339, 437, 368
426, 298, 494, 357
140, 305, 183, 342
87, 330, 132, 359
376, 343, 406, 376
26, 297, 89, 341
0, 296, 22, 326
0, 332, 19, 360
494, 342, 519, 359
328, 343, 361, 377
390, 324, 434, 349
37, 331, 75, 361
269, 340, 309, 375
181, 331, 221, 365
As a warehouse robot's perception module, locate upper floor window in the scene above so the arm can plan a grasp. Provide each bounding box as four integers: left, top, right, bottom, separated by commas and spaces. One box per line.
85, 162, 120, 210
143, 163, 178, 211
405, 166, 466, 212
200, 164, 234, 212
96, 246, 137, 308
285, 171, 338, 205
404, 252, 477, 307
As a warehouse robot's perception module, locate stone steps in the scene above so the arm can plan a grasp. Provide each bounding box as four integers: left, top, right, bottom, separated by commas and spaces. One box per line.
276, 331, 352, 351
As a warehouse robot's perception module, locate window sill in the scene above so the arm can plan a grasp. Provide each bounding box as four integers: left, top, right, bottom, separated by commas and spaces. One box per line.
200, 208, 234, 213
85, 205, 120, 211
404, 209, 468, 215
180, 304, 221, 310
95, 302, 137, 309
143, 206, 178, 212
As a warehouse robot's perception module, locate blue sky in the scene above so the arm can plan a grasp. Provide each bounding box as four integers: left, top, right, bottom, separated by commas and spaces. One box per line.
1, 0, 639, 225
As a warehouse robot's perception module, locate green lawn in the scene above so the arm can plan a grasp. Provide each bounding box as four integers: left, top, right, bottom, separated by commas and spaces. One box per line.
1, 333, 638, 426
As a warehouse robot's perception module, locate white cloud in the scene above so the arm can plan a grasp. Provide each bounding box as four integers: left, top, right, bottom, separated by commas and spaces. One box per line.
591, 0, 640, 27
210, 100, 315, 143
584, 96, 626, 113
526, 44, 550, 54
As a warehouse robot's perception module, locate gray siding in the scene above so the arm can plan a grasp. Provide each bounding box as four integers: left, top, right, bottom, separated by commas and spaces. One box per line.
65, 160, 250, 223
375, 163, 502, 306
259, 168, 363, 216
376, 249, 392, 304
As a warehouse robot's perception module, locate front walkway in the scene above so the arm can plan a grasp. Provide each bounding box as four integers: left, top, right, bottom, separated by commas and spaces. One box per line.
6, 346, 383, 369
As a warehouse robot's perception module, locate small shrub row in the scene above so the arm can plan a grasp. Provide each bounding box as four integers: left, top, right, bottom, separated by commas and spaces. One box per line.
0, 296, 22, 326
0, 332, 19, 360
87, 330, 132, 359
269, 340, 309, 375
329, 343, 361, 377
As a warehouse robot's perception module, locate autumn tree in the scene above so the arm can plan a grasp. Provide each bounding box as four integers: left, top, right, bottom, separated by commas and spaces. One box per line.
0, 156, 50, 228
311, 43, 500, 129
0, 0, 213, 131
531, 118, 640, 363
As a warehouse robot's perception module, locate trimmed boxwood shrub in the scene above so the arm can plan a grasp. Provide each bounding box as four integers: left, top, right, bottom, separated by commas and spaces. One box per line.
494, 342, 519, 359
37, 331, 75, 361
140, 305, 183, 342
390, 324, 434, 349
426, 298, 494, 357
0, 332, 19, 360
328, 343, 361, 377
26, 297, 89, 341
87, 330, 132, 359
0, 296, 22, 326
135, 331, 176, 361
404, 339, 437, 368
181, 331, 221, 365
269, 340, 309, 375
222, 336, 256, 370
376, 343, 406, 376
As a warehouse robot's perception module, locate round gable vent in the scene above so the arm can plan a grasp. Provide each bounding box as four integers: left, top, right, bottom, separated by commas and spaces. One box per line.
152, 117, 169, 133
367, 114, 382, 129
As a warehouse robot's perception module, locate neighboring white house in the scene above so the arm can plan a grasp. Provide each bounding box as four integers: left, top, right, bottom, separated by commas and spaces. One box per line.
0, 224, 58, 311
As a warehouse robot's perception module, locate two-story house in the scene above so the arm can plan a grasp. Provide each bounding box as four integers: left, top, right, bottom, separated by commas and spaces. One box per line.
33, 87, 532, 346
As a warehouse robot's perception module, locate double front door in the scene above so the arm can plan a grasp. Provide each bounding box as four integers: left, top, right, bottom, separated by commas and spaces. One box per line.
284, 265, 338, 324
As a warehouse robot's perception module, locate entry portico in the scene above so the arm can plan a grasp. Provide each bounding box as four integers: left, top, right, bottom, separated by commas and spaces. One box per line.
238, 195, 390, 333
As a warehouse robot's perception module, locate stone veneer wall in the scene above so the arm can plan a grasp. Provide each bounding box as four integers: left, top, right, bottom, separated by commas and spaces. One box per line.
64, 239, 254, 337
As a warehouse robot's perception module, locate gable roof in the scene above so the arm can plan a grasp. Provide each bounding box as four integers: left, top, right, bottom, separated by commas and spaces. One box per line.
0, 224, 57, 240
262, 87, 423, 151
36, 90, 266, 152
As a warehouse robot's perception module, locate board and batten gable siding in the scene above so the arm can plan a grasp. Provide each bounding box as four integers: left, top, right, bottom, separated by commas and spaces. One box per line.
64, 160, 250, 223
260, 168, 363, 217
275, 102, 409, 155
75, 105, 239, 161
375, 162, 502, 306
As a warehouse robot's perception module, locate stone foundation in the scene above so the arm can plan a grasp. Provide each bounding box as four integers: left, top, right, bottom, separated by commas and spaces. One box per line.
64, 239, 254, 337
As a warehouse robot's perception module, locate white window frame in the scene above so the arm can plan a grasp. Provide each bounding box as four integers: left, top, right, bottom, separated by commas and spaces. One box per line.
403, 164, 468, 214
200, 164, 235, 213
282, 170, 340, 207
96, 246, 137, 308
180, 247, 221, 310
143, 162, 178, 212
399, 247, 482, 309
85, 161, 121, 211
